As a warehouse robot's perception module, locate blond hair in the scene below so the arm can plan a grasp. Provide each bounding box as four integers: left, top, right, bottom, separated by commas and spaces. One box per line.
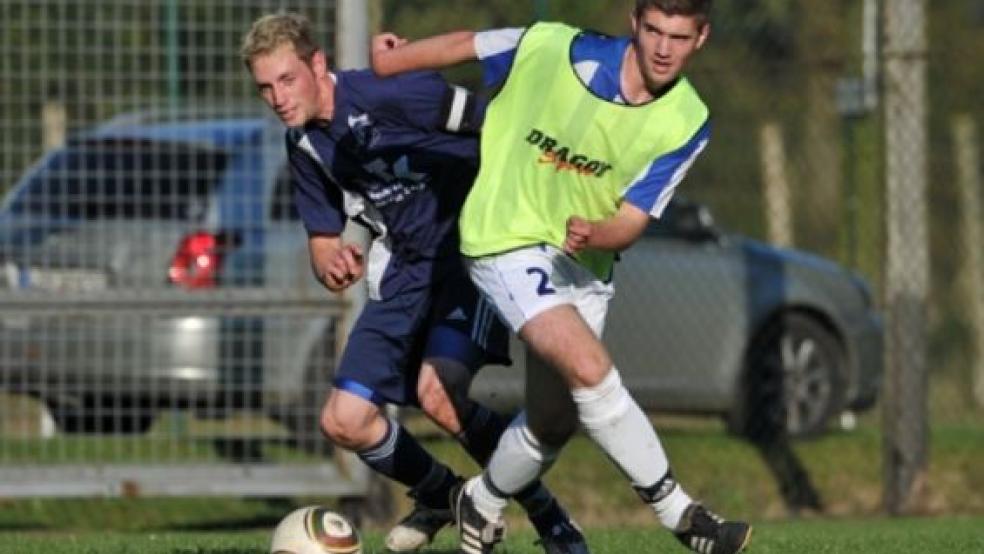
241, 12, 320, 68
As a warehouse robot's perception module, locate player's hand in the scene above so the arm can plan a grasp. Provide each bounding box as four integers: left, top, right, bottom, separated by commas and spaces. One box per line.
564, 216, 593, 255
372, 32, 408, 54
323, 244, 365, 291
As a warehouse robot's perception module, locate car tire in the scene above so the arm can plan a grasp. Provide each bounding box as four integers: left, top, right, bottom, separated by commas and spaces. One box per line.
731, 312, 847, 440
46, 395, 155, 435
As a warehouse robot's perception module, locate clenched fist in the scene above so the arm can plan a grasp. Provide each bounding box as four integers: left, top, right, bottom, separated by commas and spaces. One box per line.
564, 216, 593, 255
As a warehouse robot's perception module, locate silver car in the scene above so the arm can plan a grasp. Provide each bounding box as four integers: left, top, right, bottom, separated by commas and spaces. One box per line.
0, 111, 336, 450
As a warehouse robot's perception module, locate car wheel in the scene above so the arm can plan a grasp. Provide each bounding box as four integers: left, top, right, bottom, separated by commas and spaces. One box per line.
46, 395, 156, 435
733, 312, 847, 440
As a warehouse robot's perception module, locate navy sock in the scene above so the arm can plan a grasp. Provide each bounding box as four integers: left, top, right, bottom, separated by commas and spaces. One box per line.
358, 417, 458, 509
455, 404, 508, 466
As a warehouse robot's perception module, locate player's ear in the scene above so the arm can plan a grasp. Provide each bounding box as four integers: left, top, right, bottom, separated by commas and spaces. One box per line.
310, 49, 329, 77
695, 22, 710, 50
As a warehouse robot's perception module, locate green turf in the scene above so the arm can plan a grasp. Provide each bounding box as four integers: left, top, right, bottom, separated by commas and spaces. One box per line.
1, 516, 983, 553
1, 423, 982, 532
1, 420, 981, 553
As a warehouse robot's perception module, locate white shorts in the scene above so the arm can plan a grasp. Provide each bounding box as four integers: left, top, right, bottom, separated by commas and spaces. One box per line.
465, 245, 614, 336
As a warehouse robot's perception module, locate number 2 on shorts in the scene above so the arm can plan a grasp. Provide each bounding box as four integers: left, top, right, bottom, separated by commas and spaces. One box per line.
526, 267, 556, 296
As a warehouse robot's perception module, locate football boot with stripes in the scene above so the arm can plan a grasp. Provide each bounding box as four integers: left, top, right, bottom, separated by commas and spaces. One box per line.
673, 504, 752, 554
452, 479, 505, 554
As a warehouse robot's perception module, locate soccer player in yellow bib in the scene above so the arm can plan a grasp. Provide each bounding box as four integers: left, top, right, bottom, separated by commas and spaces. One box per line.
373, 1, 752, 553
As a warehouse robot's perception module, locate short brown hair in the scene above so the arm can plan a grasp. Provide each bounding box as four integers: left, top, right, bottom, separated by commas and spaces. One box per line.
635, 0, 712, 25
240, 12, 320, 68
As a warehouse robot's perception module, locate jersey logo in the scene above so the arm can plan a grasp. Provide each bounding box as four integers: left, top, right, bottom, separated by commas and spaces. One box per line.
525, 128, 614, 178
347, 112, 380, 149
446, 307, 468, 321
348, 113, 371, 128
361, 156, 428, 207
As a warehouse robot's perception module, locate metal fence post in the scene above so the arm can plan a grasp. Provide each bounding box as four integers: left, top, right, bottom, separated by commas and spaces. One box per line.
952, 116, 984, 409
882, 0, 930, 516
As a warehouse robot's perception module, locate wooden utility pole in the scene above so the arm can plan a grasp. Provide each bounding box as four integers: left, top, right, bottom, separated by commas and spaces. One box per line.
882, 0, 930, 515
952, 116, 984, 408
42, 102, 67, 152
335, 0, 371, 337
760, 122, 793, 248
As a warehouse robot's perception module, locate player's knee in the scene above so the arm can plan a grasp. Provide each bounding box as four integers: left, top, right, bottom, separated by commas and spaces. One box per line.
568, 355, 614, 389
320, 397, 375, 450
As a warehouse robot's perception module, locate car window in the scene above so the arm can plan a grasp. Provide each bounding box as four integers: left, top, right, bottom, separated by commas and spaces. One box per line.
644, 198, 719, 241
269, 166, 299, 221
645, 199, 686, 238
9, 138, 228, 221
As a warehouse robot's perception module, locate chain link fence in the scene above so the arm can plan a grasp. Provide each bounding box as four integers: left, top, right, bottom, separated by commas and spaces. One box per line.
382, 0, 984, 516
0, 0, 981, 525
0, 0, 386, 504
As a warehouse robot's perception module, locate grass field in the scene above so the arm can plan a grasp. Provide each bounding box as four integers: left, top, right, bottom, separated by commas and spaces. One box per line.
1, 414, 982, 552
1, 516, 983, 553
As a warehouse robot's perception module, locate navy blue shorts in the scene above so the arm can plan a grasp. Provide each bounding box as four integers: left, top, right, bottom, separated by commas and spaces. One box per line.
334, 267, 510, 407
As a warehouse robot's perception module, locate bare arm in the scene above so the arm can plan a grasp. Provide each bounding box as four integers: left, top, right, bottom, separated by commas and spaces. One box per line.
563, 202, 651, 254
372, 31, 478, 77
308, 235, 365, 293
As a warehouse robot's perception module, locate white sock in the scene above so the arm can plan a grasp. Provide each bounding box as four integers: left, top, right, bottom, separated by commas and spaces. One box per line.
638, 472, 694, 530
467, 475, 508, 523
472, 413, 558, 522
486, 412, 557, 494
658, 486, 694, 530
573, 368, 692, 529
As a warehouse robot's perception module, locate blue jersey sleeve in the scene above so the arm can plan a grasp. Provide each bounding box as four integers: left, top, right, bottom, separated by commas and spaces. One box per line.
623, 121, 712, 218
475, 28, 524, 87
287, 135, 345, 236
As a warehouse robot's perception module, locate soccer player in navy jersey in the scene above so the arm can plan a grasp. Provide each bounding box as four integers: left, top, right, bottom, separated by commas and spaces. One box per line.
241, 12, 587, 554
373, 1, 751, 553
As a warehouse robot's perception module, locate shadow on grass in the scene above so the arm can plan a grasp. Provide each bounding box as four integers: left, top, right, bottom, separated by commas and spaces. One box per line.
148, 497, 297, 532
171, 548, 269, 554
0, 522, 49, 532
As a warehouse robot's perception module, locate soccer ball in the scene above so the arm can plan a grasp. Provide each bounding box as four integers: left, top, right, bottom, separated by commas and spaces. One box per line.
270, 506, 362, 554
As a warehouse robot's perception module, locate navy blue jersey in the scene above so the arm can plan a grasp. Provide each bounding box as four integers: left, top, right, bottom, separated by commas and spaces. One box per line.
287, 69, 483, 299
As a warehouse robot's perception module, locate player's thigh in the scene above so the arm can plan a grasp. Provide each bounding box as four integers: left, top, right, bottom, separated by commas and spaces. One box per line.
467, 246, 613, 385
423, 265, 510, 378
520, 304, 612, 389
335, 291, 431, 407
466, 245, 611, 334
524, 350, 578, 448
419, 266, 510, 415
465, 246, 576, 334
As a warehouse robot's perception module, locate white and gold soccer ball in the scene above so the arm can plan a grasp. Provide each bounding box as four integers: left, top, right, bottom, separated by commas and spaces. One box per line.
270, 506, 362, 554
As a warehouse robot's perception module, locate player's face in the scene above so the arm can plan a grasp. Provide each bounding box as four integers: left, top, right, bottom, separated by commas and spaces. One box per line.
630, 7, 708, 92
250, 44, 327, 127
